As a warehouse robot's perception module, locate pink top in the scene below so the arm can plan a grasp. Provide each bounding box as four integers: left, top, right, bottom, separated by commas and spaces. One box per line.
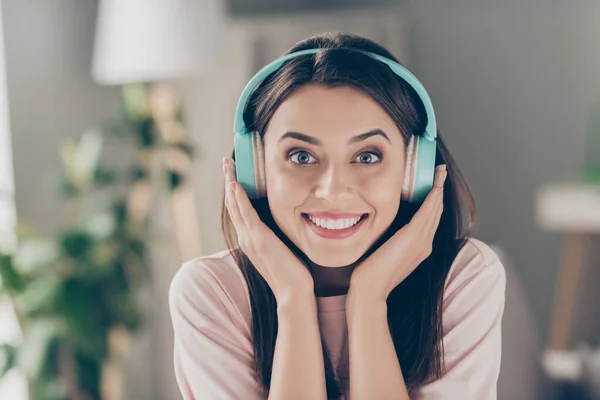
169, 238, 506, 399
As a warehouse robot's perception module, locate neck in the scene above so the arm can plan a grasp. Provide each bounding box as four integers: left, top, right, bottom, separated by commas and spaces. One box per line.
308, 261, 355, 297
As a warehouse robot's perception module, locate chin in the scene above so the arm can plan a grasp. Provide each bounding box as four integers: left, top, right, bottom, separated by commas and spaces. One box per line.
303, 248, 364, 268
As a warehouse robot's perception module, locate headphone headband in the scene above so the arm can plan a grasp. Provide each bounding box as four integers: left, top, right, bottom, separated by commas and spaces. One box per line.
233, 48, 437, 142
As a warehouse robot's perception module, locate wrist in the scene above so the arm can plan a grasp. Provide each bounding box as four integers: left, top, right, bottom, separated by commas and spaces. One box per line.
276, 290, 317, 316
346, 288, 387, 316
347, 278, 388, 305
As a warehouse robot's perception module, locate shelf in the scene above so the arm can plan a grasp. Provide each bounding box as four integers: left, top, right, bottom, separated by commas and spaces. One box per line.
535, 183, 600, 232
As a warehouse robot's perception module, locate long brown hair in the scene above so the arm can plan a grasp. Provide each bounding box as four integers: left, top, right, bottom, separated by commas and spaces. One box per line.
220, 32, 476, 398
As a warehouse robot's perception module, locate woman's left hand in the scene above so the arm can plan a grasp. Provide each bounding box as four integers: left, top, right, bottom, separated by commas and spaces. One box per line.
348, 164, 448, 303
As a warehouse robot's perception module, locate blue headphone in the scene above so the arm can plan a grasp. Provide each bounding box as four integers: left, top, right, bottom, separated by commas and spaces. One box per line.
233, 48, 437, 203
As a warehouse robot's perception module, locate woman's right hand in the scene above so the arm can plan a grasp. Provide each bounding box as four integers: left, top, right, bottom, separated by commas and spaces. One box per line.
223, 157, 315, 305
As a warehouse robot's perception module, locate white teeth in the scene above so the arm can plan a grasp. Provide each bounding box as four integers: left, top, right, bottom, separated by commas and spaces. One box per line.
307, 215, 363, 230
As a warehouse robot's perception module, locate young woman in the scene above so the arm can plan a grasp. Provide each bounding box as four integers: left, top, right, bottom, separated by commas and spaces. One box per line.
169, 32, 506, 400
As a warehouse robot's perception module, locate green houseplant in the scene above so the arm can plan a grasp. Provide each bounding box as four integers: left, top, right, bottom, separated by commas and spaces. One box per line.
0, 83, 195, 400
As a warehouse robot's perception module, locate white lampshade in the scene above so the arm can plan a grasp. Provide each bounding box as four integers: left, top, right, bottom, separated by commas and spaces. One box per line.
92, 0, 224, 85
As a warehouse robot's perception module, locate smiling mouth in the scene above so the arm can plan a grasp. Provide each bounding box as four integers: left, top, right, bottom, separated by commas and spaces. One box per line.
301, 213, 369, 239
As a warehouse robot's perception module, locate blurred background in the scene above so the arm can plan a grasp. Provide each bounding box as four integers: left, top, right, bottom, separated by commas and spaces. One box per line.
0, 0, 599, 399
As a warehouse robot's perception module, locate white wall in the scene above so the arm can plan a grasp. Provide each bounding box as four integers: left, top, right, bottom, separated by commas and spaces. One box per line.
0, 1, 26, 398
3, 0, 122, 236
408, 0, 600, 334
1, 1, 159, 399
4, 0, 600, 397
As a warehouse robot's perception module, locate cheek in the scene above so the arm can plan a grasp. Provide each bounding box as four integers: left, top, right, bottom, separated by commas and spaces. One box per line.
357, 168, 403, 213
265, 164, 308, 213
266, 157, 319, 192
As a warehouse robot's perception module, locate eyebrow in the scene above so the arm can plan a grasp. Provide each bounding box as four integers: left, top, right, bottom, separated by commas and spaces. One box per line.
278, 128, 391, 146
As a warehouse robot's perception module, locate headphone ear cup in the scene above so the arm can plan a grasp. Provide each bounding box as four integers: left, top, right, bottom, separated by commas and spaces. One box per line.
252, 132, 267, 198
401, 135, 417, 202
234, 131, 258, 198
412, 134, 437, 203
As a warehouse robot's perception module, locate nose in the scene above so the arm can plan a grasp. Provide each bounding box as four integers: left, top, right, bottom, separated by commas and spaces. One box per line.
314, 164, 354, 204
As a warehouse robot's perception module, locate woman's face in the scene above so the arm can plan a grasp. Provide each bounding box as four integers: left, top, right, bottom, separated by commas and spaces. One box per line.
263, 84, 406, 267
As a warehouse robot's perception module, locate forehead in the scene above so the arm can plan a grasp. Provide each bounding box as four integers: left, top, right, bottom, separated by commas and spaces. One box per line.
264, 84, 403, 145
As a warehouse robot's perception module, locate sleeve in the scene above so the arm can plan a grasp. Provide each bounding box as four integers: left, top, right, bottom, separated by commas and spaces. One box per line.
412, 242, 507, 400
169, 261, 266, 400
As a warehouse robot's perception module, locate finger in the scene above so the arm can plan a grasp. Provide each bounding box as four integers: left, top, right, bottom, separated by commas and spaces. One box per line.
226, 157, 237, 183
233, 176, 265, 236
428, 168, 447, 239
422, 188, 442, 236
409, 165, 446, 233
426, 165, 447, 224
227, 158, 267, 237
408, 192, 437, 235
432, 164, 447, 189
224, 158, 246, 234
428, 190, 444, 239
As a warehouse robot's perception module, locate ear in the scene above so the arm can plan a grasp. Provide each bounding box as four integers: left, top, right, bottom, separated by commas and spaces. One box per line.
401, 135, 417, 202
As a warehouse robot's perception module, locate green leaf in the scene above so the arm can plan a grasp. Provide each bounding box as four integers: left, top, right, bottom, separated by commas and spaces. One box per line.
0, 344, 17, 379
122, 83, 150, 121
17, 317, 65, 380
584, 168, 600, 184
103, 274, 142, 331
15, 276, 61, 317
115, 295, 142, 331
129, 166, 149, 182
58, 139, 79, 186
59, 229, 93, 260
75, 351, 101, 400
29, 378, 67, 400
126, 237, 146, 261
84, 213, 115, 240
75, 129, 104, 187
59, 278, 108, 359
88, 244, 118, 276
55, 177, 78, 197
0, 253, 26, 293
167, 170, 183, 191
93, 165, 118, 186
13, 239, 59, 275
98, 119, 135, 140
175, 104, 185, 124
112, 201, 128, 228
136, 119, 156, 148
